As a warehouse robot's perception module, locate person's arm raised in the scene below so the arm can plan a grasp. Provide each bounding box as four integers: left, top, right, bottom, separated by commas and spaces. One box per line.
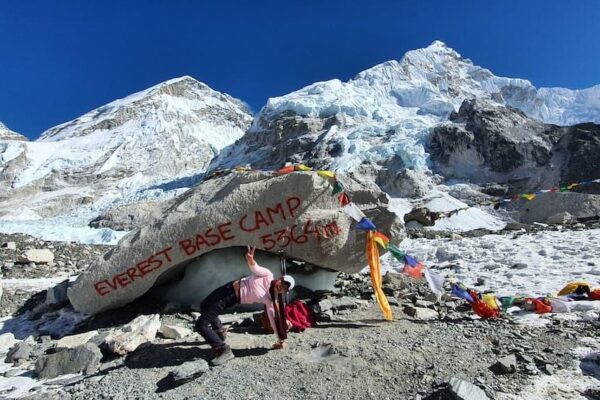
245, 246, 271, 277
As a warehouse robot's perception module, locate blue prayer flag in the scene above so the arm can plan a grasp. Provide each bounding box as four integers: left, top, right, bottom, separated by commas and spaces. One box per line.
356, 217, 377, 231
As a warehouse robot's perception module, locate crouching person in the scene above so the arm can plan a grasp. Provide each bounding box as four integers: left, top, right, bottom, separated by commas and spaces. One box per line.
195, 246, 295, 366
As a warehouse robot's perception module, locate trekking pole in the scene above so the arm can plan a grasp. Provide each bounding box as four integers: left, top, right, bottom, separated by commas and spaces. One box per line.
279, 250, 289, 303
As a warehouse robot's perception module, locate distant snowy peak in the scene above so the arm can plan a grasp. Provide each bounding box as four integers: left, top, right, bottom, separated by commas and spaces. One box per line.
39, 75, 252, 147
0, 76, 253, 224
0, 122, 28, 141
257, 41, 600, 127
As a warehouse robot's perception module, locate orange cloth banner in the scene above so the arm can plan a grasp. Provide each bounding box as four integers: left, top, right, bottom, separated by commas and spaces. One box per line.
366, 231, 393, 321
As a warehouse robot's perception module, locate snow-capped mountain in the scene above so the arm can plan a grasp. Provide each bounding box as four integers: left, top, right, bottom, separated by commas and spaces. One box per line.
0, 76, 252, 241
212, 41, 600, 182
0, 122, 27, 141
1, 41, 599, 243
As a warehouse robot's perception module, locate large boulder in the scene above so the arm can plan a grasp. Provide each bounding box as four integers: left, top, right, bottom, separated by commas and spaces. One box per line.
68, 171, 403, 315
68, 172, 403, 314
17, 249, 54, 264
506, 192, 600, 224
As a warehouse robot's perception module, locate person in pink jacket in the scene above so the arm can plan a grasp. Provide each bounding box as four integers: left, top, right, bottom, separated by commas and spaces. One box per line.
195, 246, 295, 366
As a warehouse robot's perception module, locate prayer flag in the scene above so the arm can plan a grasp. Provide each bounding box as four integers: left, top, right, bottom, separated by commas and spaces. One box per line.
331, 181, 345, 195
451, 283, 474, 303
404, 254, 419, 267
387, 244, 405, 263
278, 165, 295, 175
482, 293, 500, 311
499, 296, 515, 311
472, 297, 501, 319
403, 261, 424, 279
317, 170, 336, 181
338, 192, 351, 207
356, 217, 377, 231
366, 231, 393, 321
549, 298, 571, 313
424, 268, 444, 295
295, 164, 312, 171
372, 231, 389, 249
342, 202, 365, 222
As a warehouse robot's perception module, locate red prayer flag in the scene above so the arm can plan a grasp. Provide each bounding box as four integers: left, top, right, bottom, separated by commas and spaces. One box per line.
338, 192, 351, 207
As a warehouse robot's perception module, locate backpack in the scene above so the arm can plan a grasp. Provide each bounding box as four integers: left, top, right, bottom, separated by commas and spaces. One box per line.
285, 300, 315, 332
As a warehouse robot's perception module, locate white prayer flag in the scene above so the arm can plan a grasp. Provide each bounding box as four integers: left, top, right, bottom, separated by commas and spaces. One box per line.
424, 267, 444, 296
342, 202, 365, 222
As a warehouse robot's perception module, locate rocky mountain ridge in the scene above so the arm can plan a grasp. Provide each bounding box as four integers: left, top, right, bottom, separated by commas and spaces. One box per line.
0, 77, 252, 226
429, 99, 600, 193
0, 122, 28, 142
210, 41, 600, 195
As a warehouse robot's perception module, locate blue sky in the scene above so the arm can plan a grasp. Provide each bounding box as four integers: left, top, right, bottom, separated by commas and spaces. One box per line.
1, 1, 599, 139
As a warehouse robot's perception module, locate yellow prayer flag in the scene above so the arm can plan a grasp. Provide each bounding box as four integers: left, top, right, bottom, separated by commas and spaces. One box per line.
482, 293, 500, 311
557, 281, 591, 296
296, 164, 312, 171
366, 231, 393, 321
372, 231, 389, 249
317, 170, 335, 180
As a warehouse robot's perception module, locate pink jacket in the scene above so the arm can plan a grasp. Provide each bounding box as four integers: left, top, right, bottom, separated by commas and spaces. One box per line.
239, 262, 281, 340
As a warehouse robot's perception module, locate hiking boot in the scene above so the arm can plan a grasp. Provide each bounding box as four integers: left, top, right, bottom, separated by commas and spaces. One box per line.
210, 345, 234, 366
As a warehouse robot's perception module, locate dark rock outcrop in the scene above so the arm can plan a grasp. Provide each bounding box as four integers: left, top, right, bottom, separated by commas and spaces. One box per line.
429, 99, 600, 194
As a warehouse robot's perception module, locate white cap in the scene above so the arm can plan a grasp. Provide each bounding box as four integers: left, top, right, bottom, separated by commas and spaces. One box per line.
282, 275, 295, 290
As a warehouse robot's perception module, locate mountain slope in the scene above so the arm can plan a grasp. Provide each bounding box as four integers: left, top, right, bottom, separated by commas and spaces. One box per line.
0, 122, 27, 141
0, 77, 252, 240
211, 41, 600, 183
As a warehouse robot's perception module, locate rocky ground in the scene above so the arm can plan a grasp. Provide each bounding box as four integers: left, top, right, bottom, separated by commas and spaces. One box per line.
1, 231, 600, 400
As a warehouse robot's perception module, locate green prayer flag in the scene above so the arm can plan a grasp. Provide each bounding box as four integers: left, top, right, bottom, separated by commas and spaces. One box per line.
331, 181, 344, 196
387, 244, 405, 263
500, 296, 515, 311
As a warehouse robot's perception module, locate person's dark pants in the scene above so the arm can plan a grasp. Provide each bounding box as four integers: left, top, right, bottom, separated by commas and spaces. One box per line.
195, 281, 239, 349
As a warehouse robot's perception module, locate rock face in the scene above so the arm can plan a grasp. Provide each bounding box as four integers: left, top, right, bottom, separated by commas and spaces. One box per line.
429, 99, 600, 194
68, 171, 404, 314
